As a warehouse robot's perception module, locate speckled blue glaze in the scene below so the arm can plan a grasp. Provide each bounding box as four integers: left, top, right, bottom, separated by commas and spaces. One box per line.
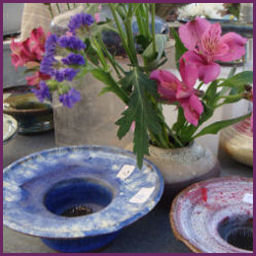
3, 145, 164, 252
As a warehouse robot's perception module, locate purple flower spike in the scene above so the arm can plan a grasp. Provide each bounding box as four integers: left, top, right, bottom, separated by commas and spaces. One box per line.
40, 55, 56, 75
58, 36, 86, 50
45, 34, 58, 57
32, 81, 51, 102
40, 34, 59, 75
68, 12, 94, 34
54, 68, 79, 82
59, 88, 81, 108
62, 53, 85, 66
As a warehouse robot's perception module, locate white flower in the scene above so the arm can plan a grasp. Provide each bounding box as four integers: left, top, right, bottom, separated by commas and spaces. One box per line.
178, 3, 225, 20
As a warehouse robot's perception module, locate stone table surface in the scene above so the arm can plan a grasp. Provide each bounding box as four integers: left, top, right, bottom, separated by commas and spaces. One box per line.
3, 131, 253, 253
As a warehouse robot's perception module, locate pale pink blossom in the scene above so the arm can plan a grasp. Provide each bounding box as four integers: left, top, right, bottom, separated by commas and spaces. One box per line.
150, 60, 203, 126
179, 17, 247, 83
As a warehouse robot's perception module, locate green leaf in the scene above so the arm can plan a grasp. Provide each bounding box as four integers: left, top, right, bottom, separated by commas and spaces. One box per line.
115, 68, 162, 168
203, 80, 218, 106
91, 69, 129, 104
118, 71, 134, 92
172, 107, 186, 133
179, 103, 214, 143
218, 71, 253, 89
218, 94, 244, 105
170, 27, 187, 69
192, 113, 251, 139
142, 34, 168, 62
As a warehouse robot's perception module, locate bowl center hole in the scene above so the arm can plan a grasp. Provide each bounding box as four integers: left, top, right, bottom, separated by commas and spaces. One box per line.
44, 178, 114, 217
218, 215, 253, 251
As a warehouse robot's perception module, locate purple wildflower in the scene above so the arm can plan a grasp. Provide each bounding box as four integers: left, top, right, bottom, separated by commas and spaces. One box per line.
59, 88, 81, 108
58, 36, 86, 50
40, 55, 56, 75
54, 68, 79, 82
40, 34, 59, 75
68, 12, 94, 34
31, 81, 51, 102
45, 34, 58, 57
62, 53, 85, 66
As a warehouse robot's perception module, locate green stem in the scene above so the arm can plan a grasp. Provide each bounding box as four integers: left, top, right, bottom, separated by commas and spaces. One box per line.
151, 4, 156, 54
91, 38, 108, 70
124, 6, 138, 65
144, 4, 150, 38
56, 3, 61, 14
135, 7, 146, 37
67, 3, 71, 10
109, 4, 135, 65
97, 36, 125, 78
45, 4, 54, 19
197, 81, 204, 90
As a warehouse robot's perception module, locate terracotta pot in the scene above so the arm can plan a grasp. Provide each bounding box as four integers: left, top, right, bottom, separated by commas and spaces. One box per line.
126, 141, 220, 206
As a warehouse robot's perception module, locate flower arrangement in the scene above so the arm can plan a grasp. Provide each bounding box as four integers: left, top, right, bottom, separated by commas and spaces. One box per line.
30, 3, 252, 168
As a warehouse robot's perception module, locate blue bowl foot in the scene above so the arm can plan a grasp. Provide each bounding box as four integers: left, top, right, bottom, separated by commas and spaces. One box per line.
41, 231, 119, 253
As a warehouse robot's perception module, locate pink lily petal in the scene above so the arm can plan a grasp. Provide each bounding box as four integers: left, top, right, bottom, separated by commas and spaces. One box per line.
200, 23, 228, 60
177, 58, 198, 99
180, 94, 204, 126
11, 53, 24, 69
150, 70, 181, 102
30, 27, 46, 50
217, 32, 247, 62
179, 17, 211, 50
198, 61, 220, 84
181, 51, 220, 83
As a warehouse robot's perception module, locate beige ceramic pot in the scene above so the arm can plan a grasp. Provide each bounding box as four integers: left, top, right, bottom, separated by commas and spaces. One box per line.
219, 118, 253, 167
126, 141, 220, 205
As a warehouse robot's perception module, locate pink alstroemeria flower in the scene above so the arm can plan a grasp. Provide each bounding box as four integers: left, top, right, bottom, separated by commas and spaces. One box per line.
179, 17, 247, 83
10, 27, 47, 69
150, 60, 203, 126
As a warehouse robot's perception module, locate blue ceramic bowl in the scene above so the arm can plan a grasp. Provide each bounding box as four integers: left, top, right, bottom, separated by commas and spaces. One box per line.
3, 145, 164, 252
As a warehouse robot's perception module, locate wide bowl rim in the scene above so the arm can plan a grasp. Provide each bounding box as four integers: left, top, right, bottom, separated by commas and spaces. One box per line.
3, 85, 53, 114
4, 145, 164, 239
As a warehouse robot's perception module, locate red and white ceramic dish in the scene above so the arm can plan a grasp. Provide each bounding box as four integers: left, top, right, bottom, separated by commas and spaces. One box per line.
170, 176, 253, 253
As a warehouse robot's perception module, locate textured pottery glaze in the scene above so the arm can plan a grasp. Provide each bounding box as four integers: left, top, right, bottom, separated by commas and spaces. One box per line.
3, 114, 18, 143
127, 142, 220, 203
170, 176, 253, 253
3, 145, 164, 252
219, 118, 253, 167
3, 85, 53, 134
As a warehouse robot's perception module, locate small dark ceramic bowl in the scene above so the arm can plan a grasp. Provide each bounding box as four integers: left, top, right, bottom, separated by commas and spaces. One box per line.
3, 145, 164, 252
3, 85, 53, 134
170, 176, 253, 253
